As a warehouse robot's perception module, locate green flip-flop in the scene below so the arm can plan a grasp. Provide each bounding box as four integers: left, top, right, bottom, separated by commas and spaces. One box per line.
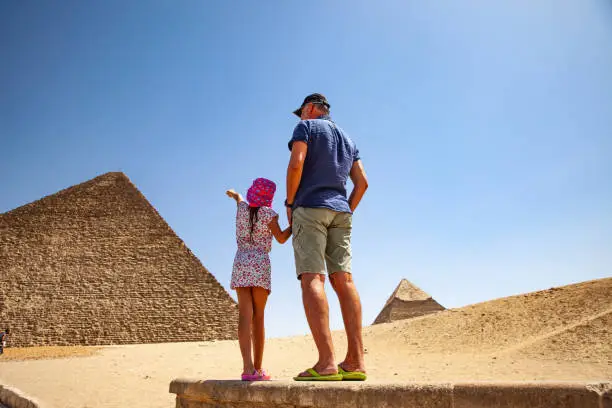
293, 368, 343, 381
338, 365, 367, 381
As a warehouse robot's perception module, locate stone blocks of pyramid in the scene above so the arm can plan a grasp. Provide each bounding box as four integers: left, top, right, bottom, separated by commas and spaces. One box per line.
373, 279, 445, 324
0, 172, 238, 347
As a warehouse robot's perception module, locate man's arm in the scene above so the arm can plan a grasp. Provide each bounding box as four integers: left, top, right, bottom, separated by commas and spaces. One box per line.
348, 160, 368, 212
286, 141, 308, 224
286, 141, 308, 203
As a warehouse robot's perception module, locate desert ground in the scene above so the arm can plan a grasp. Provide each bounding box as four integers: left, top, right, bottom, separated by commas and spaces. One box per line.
1, 278, 610, 408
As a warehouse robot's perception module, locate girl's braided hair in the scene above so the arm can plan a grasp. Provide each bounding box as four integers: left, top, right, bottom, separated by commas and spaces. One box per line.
248, 206, 259, 241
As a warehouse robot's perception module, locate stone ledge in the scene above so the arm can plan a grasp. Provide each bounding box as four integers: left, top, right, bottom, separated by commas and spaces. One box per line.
0, 384, 45, 408
169, 379, 611, 408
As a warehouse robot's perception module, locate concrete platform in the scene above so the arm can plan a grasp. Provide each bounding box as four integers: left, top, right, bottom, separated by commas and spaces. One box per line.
170, 379, 611, 408
0, 384, 43, 408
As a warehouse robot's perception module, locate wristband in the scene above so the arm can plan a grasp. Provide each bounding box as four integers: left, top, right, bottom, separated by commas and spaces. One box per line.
284, 199, 294, 208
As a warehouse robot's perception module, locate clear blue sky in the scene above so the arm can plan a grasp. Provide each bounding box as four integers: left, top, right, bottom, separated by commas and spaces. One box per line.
2, 1, 611, 338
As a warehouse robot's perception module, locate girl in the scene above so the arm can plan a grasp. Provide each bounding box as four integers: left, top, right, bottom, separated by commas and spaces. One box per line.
226, 178, 291, 381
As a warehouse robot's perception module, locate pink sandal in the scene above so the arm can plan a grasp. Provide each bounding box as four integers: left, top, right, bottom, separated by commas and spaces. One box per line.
257, 369, 271, 381
241, 369, 271, 381
241, 370, 259, 381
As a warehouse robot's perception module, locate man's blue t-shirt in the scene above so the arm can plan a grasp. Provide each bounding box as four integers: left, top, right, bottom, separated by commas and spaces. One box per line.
288, 115, 360, 213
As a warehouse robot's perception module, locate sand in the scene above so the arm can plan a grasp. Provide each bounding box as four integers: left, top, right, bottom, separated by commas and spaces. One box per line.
0, 278, 610, 408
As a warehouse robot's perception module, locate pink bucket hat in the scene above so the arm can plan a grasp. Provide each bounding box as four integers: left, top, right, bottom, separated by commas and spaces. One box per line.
246, 178, 276, 208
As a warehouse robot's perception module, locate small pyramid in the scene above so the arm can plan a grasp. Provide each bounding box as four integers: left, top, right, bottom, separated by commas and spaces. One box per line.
0, 172, 238, 347
373, 279, 444, 324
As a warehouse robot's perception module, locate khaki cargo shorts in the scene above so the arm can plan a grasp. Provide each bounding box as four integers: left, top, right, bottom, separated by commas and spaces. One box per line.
292, 207, 352, 279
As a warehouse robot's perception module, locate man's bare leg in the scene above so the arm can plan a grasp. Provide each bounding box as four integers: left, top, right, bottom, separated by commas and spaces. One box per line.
330, 272, 366, 373
297, 273, 338, 376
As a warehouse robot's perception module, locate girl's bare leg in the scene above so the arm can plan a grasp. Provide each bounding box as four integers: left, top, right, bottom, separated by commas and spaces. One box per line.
251, 287, 269, 370
236, 287, 255, 374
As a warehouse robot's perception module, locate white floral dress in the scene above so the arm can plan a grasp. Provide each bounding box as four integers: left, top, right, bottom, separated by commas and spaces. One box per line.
230, 201, 277, 292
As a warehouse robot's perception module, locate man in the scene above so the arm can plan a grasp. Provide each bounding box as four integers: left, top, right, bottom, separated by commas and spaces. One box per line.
286, 93, 369, 381
0, 328, 9, 355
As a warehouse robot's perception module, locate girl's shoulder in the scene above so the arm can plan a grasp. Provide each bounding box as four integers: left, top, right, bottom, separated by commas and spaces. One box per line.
259, 206, 278, 223
265, 206, 278, 217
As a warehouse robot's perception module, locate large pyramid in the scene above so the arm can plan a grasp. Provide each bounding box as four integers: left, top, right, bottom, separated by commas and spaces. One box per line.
373, 279, 445, 324
0, 172, 238, 347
